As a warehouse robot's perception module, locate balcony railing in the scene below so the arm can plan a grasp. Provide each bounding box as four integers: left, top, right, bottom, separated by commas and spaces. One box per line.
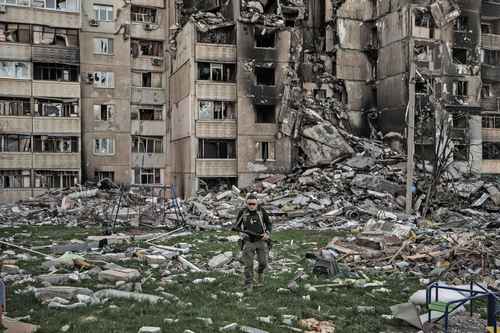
481, 97, 500, 111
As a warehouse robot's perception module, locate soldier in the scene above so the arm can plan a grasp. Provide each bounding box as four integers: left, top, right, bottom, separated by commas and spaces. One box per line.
233, 193, 272, 291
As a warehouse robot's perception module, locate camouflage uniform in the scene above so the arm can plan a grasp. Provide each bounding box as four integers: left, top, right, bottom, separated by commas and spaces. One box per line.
233, 206, 272, 287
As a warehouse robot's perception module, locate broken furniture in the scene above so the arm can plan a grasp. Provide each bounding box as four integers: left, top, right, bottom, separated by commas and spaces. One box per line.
426, 282, 499, 333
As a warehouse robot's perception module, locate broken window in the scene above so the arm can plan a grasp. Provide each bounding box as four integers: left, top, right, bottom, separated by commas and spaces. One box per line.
32, 25, 79, 47
132, 107, 163, 121
197, 26, 235, 44
0, 61, 31, 79
255, 105, 275, 123
255, 66, 275, 85
452, 48, 468, 64
94, 4, 113, 21
34, 170, 78, 188
483, 142, 500, 160
0, 134, 31, 152
482, 23, 492, 34
0, 98, 31, 116
256, 141, 275, 161
34, 99, 79, 117
142, 72, 152, 87
31, 0, 79, 11
94, 137, 114, 155
133, 168, 161, 185
415, 44, 431, 62
34, 63, 79, 82
132, 136, 163, 153
94, 38, 113, 54
454, 16, 468, 32
89, 71, 114, 88
415, 10, 431, 28
483, 49, 500, 66
199, 177, 237, 192
452, 81, 468, 96
0, 170, 31, 189
93, 104, 113, 121
198, 139, 236, 159
198, 100, 236, 120
131, 39, 163, 57
481, 84, 493, 98
454, 144, 469, 161
482, 115, 500, 129
197, 62, 236, 82
95, 171, 114, 182
0, 23, 31, 43
255, 27, 276, 48
33, 136, 78, 153
415, 80, 429, 94
131, 6, 158, 24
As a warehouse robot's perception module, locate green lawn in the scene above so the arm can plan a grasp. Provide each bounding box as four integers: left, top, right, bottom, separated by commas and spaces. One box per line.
3, 226, 423, 333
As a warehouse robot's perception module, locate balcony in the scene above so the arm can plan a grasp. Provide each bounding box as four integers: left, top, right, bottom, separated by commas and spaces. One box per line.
33, 117, 80, 134
195, 44, 237, 63
32, 46, 80, 66
131, 120, 166, 136
0, 43, 32, 61
131, 153, 166, 168
131, 87, 166, 105
196, 159, 237, 177
481, 97, 500, 112
482, 64, 500, 82
33, 153, 80, 169
0, 4, 80, 28
0, 79, 31, 96
482, 128, 500, 142
196, 121, 237, 139
443, 94, 480, 110
482, 33, 500, 50
131, 56, 164, 72
0, 153, 32, 169
482, 1, 500, 18
32, 81, 80, 98
130, 23, 165, 40
196, 82, 236, 100
0, 116, 32, 133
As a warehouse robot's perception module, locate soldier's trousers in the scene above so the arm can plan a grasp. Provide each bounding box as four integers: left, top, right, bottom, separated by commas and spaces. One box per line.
241, 240, 268, 285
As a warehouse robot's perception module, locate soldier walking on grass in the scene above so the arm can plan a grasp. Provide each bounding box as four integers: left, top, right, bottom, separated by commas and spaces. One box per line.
232, 193, 272, 291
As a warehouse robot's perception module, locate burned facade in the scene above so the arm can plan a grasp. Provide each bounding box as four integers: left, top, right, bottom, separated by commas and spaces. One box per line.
0, 1, 81, 202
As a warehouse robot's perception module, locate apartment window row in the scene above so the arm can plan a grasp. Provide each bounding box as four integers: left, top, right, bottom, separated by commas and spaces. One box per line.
0, 98, 78, 117
198, 139, 236, 159
198, 63, 236, 82
452, 81, 468, 96
133, 168, 161, 185
0, 61, 31, 80
0, 170, 78, 189
0, 23, 79, 47
483, 142, 500, 160
132, 136, 163, 154
94, 38, 113, 55
199, 100, 236, 120
34, 63, 79, 82
95, 171, 114, 182
131, 6, 158, 24
483, 115, 500, 129
256, 141, 275, 161
131, 107, 163, 121
94, 4, 113, 22
94, 104, 113, 121
131, 39, 163, 57
0, 135, 79, 153
0, 0, 79, 12
197, 27, 235, 44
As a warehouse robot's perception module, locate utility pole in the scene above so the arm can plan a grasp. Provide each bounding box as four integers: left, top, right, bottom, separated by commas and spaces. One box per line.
406, 38, 416, 214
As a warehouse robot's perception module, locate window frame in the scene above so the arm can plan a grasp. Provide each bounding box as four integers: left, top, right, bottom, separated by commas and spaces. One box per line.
94, 4, 113, 22
94, 37, 113, 55
94, 137, 115, 155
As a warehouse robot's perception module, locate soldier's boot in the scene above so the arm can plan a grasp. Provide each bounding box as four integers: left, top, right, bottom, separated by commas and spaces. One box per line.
255, 273, 264, 287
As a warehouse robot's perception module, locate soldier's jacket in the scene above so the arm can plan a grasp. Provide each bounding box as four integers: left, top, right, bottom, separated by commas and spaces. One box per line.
233, 206, 272, 242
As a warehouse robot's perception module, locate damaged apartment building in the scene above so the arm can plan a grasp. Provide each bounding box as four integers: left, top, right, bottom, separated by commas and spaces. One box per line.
168, 0, 500, 197
0, 0, 81, 202
2, 0, 500, 202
